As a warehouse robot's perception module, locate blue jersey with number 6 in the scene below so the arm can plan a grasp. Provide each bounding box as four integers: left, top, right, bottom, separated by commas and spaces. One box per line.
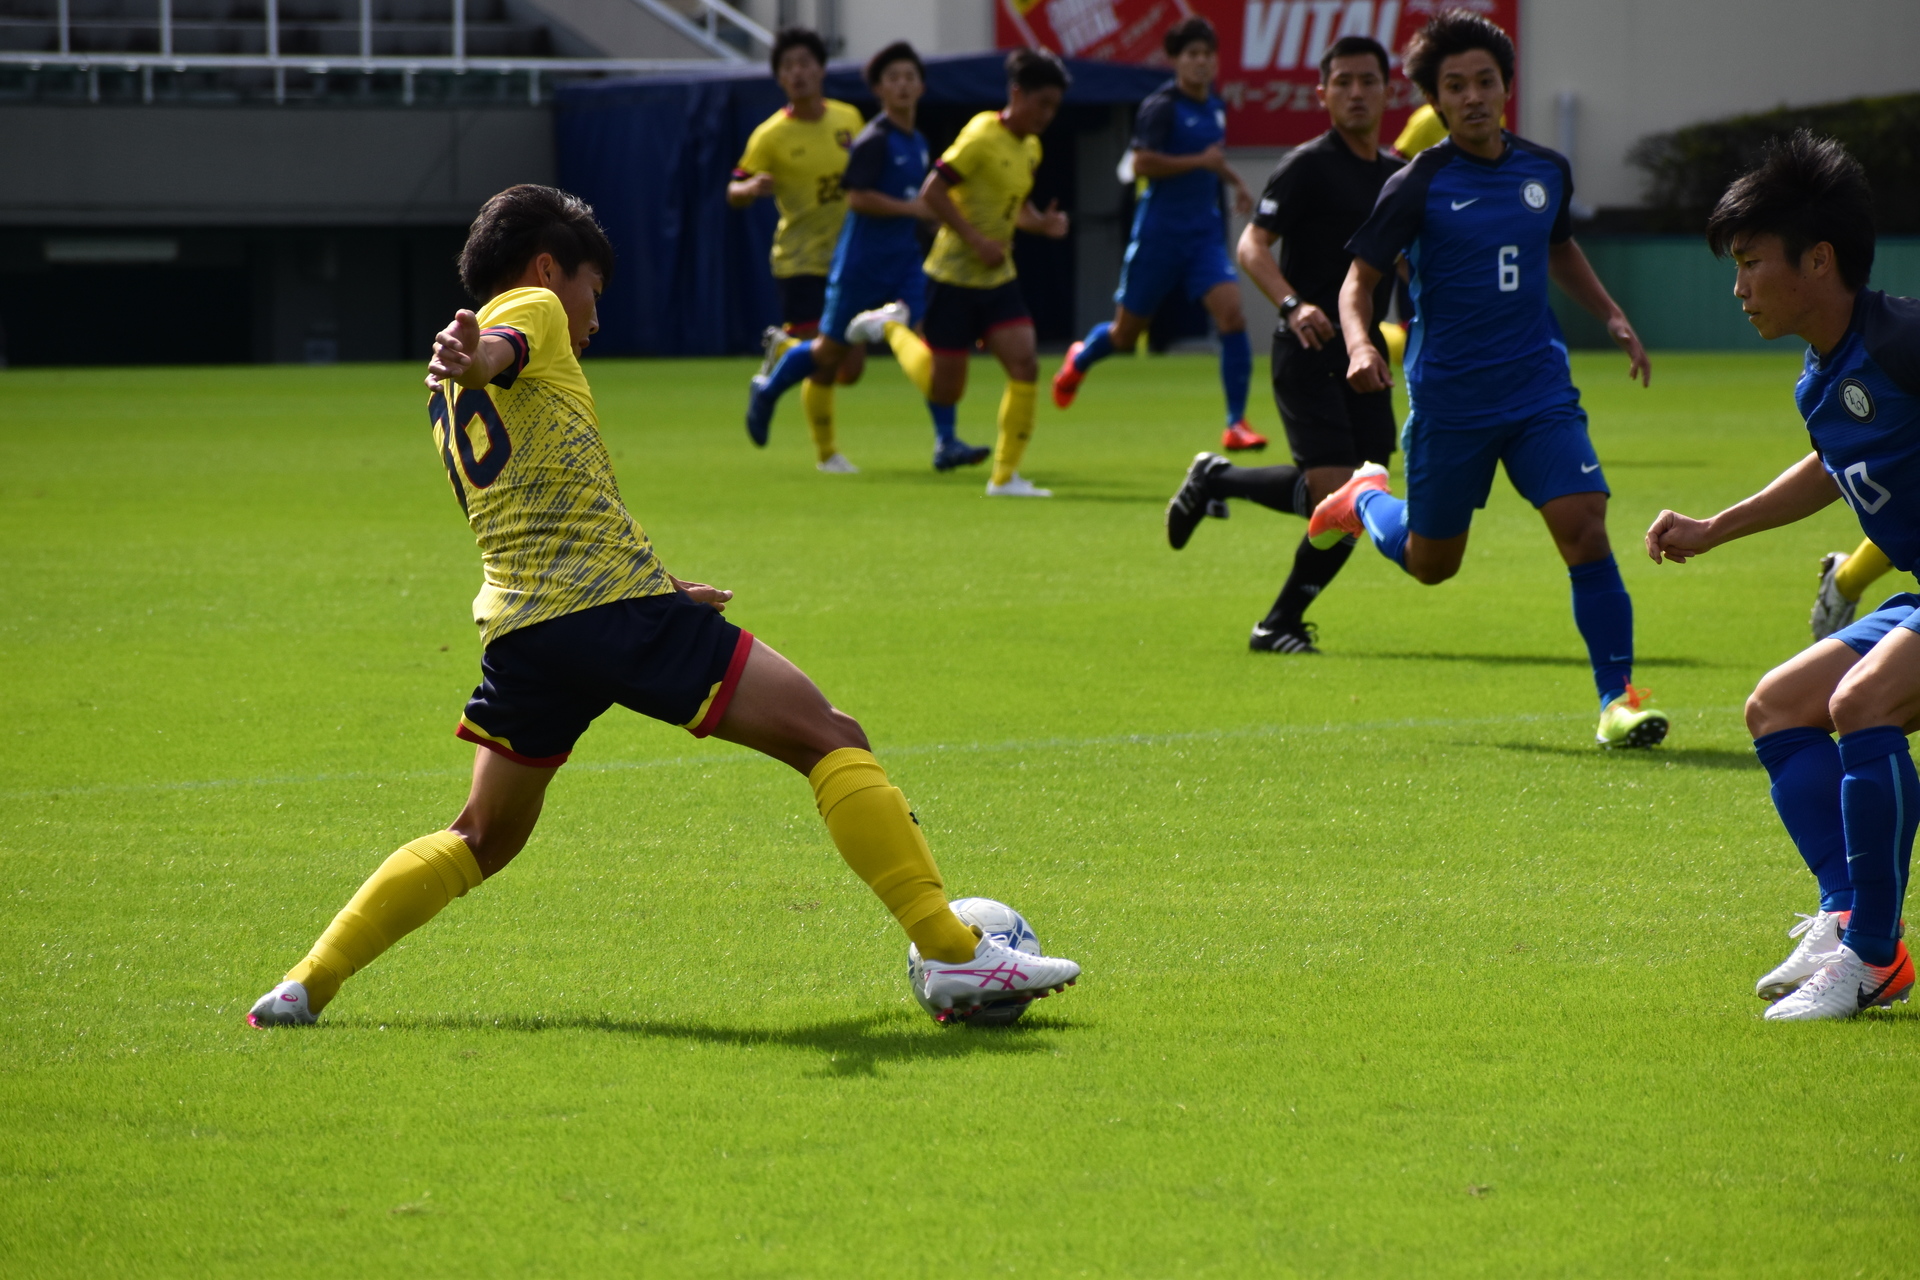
1800, 290, 1920, 571
1347, 133, 1578, 428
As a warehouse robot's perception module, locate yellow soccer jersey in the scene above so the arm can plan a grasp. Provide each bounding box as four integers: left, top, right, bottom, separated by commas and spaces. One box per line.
427, 286, 673, 647
735, 99, 865, 278
924, 111, 1042, 290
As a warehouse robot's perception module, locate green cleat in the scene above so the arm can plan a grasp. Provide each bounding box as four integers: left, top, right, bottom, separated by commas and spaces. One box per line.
1596, 684, 1669, 748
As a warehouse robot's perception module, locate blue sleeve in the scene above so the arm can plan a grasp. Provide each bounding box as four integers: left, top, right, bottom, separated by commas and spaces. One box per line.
1346, 156, 1433, 273
1131, 89, 1174, 153
841, 125, 888, 193
1864, 293, 1920, 396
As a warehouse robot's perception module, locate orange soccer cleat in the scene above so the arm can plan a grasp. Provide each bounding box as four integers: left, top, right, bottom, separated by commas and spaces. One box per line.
1221, 420, 1268, 452
1306, 462, 1390, 549
1052, 343, 1088, 408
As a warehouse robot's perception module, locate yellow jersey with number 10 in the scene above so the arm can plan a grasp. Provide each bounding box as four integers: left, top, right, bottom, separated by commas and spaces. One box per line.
427, 286, 673, 648
924, 111, 1042, 290
735, 100, 865, 278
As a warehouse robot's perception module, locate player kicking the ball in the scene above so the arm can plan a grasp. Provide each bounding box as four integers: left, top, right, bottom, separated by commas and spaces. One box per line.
1646, 133, 1918, 1020
1307, 11, 1666, 749
247, 185, 1079, 1027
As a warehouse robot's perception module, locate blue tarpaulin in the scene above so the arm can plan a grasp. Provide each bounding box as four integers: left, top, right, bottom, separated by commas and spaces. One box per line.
553, 52, 1171, 357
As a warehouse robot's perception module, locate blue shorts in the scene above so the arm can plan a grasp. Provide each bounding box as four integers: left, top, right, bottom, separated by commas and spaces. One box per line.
1831, 593, 1920, 656
1114, 231, 1236, 318
820, 254, 927, 344
1402, 402, 1607, 541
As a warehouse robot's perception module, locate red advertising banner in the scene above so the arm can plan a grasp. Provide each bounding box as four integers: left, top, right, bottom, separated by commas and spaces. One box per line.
996, 0, 1519, 148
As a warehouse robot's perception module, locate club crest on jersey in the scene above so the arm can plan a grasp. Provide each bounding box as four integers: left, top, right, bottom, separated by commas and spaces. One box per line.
1840, 378, 1875, 422
1520, 180, 1549, 211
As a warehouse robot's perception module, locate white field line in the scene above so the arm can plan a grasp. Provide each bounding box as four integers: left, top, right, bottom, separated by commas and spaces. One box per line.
2, 707, 1745, 804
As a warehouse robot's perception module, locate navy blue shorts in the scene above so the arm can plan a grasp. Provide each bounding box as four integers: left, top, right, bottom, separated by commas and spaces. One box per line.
1830, 593, 1920, 656
821, 255, 927, 344
1115, 231, 1236, 317
1402, 402, 1606, 541
458, 594, 753, 768
777, 274, 827, 330
923, 280, 1029, 354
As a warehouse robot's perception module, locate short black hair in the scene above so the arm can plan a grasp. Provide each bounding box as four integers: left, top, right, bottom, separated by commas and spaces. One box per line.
1706, 130, 1877, 292
769, 26, 827, 77
1162, 16, 1217, 58
1006, 47, 1070, 95
1320, 34, 1389, 82
864, 39, 923, 88
1403, 10, 1515, 103
459, 184, 615, 302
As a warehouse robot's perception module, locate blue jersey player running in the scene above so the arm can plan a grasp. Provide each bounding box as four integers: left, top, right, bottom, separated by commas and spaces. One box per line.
1648, 133, 1919, 1021
1050, 17, 1263, 453
1306, 11, 1663, 749
747, 42, 991, 473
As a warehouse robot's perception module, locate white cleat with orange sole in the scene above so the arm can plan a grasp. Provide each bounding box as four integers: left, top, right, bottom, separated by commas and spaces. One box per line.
246, 980, 317, 1027
1306, 462, 1390, 549
915, 933, 1080, 1015
1756, 909, 1851, 1000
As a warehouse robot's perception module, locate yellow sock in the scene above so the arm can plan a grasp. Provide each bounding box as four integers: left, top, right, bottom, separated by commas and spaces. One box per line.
1835, 538, 1893, 602
285, 831, 483, 1012
883, 321, 933, 397
808, 748, 978, 963
990, 380, 1038, 486
801, 379, 837, 462
772, 330, 800, 361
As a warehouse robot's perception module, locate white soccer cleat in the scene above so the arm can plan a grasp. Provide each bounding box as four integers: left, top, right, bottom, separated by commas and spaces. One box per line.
1756, 909, 1850, 1000
1763, 942, 1914, 1021
816, 452, 859, 474
755, 324, 787, 378
1810, 550, 1857, 641
247, 980, 317, 1027
915, 933, 1080, 1015
845, 300, 910, 346
986, 473, 1052, 498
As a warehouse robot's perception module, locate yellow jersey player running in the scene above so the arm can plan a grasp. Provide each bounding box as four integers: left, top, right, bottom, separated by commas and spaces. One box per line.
920, 48, 1071, 498
728, 26, 867, 470
247, 185, 1080, 1028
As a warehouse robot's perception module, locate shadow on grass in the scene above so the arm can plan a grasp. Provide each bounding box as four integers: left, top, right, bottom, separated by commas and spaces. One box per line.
333, 1007, 1077, 1078
1354, 651, 1727, 671
1483, 740, 1761, 770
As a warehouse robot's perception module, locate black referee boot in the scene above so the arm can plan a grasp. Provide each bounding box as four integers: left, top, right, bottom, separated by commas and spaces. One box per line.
1249, 618, 1320, 654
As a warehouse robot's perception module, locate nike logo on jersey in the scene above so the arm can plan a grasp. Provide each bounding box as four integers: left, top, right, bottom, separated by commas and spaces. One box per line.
1451, 198, 1480, 210
1580, 462, 1601, 473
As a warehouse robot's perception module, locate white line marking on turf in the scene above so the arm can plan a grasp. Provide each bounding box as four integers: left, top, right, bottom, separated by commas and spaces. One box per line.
2, 707, 1743, 803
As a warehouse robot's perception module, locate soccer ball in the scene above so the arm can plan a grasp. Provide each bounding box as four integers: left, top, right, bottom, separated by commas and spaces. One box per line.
908, 897, 1045, 1027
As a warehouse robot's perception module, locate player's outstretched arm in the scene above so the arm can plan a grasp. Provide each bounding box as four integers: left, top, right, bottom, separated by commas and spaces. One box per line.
1015, 199, 1069, 238
425, 310, 515, 390
1548, 239, 1650, 387
1645, 451, 1841, 564
1339, 259, 1392, 391
727, 172, 775, 207
919, 171, 1002, 267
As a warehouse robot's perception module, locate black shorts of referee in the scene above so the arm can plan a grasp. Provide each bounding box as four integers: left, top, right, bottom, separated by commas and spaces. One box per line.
1270, 326, 1396, 471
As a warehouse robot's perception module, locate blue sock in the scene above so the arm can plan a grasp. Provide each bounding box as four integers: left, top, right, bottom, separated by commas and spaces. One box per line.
1353, 489, 1409, 569
1569, 555, 1633, 707
1755, 728, 1854, 913
929, 400, 957, 446
1219, 330, 1251, 425
1837, 726, 1919, 966
763, 342, 815, 400
1073, 322, 1114, 372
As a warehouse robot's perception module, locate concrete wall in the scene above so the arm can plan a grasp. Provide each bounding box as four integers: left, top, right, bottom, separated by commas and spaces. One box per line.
730, 0, 994, 61
0, 105, 554, 227
1520, 0, 1920, 210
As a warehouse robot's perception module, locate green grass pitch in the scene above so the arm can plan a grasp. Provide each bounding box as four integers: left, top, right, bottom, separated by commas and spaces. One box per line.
4, 349, 1918, 1277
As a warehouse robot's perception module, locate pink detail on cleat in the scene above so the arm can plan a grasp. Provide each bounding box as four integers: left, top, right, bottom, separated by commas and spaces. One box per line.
1307, 462, 1390, 549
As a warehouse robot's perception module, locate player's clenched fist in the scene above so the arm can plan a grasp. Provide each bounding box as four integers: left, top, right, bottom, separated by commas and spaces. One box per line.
1644, 509, 1716, 564
1345, 342, 1393, 394
426, 309, 482, 387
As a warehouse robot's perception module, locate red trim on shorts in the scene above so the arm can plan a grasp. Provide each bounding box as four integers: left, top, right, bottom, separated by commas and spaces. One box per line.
455, 722, 569, 769
985, 316, 1033, 335
690, 629, 755, 738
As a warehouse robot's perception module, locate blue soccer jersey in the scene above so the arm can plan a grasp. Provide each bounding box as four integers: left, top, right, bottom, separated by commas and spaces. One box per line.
1130, 81, 1228, 239
1347, 133, 1580, 428
1801, 290, 1920, 570
835, 115, 929, 268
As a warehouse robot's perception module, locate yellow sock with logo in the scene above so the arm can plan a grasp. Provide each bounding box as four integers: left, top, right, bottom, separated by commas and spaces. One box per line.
801, 379, 838, 463
808, 748, 978, 963
883, 321, 934, 397
990, 380, 1038, 486
1836, 537, 1893, 602
286, 831, 483, 1012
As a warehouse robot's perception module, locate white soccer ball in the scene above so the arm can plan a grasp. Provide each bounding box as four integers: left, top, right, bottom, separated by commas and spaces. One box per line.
908, 896, 1045, 1027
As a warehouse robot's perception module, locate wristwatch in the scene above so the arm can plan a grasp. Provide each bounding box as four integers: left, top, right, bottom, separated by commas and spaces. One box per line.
1279, 294, 1302, 320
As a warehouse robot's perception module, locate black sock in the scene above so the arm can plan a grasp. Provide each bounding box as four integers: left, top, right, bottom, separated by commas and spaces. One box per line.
1211, 464, 1308, 516
1265, 534, 1356, 626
